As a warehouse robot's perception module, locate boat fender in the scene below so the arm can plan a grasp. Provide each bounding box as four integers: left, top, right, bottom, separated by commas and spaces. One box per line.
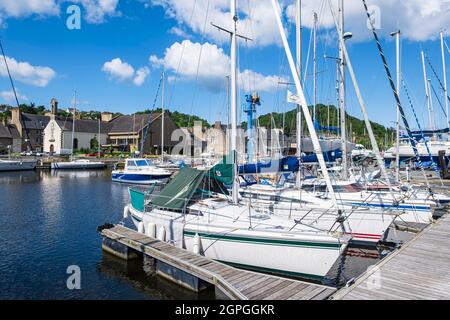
157, 226, 166, 242
146, 222, 156, 238
138, 222, 145, 234
193, 233, 203, 255
123, 205, 129, 219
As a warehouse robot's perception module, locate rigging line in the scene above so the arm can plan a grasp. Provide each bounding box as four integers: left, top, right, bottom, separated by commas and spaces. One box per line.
402, 78, 441, 179
244, 0, 255, 92
430, 81, 448, 121
361, 0, 433, 195
166, 0, 199, 110
303, 25, 314, 87
140, 74, 163, 153
425, 52, 450, 103
187, 0, 211, 129
0, 37, 33, 151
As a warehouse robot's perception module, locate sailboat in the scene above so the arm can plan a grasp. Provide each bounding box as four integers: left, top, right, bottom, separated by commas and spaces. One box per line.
111, 73, 175, 184
127, 167, 347, 280
124, 0, 349, 280
0, 159, 37, 172
51, 91, 105, 170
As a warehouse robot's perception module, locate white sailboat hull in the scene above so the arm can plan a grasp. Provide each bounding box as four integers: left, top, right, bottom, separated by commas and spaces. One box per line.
128, 205, 346, 280
240, 188, 394, 243
51, 161, 105, 170
0, 160, 37, 171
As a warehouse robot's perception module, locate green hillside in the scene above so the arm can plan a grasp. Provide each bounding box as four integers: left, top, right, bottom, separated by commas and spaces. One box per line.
247, 103, 395, 150
136, 108, 210, 128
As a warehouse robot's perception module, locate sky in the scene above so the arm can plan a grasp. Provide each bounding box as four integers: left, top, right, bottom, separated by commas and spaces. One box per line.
0, 0, 449, 130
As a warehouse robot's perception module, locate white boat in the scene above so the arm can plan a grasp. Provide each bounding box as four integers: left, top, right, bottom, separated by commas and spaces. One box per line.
126, 168, 348, 280
284, 178, 436, 224
239, 183, 396, 244
51, 159, 105, 170
112, 158, 172, 184
0, 159, 37, 171
384, 138, 450, 166
51, 91, 106, 170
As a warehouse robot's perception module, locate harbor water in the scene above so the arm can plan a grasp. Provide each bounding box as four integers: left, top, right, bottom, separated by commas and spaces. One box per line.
0, 169, 384, 299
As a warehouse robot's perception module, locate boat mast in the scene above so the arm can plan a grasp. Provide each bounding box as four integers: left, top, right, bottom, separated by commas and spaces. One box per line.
421, 50, 435, 130
98, 118, 101, 158
71, 90, 77, 160
441, 30, 449, 127
295, 0, 302, 187
270, 0, 338, 207
161, 71, 165, 162
338, 0, 348, 180
313, 12, 318, 122
391, 30, 401, 182
328, 0, 396, 200
427, 78, 435, 130
230, 0, 239, 205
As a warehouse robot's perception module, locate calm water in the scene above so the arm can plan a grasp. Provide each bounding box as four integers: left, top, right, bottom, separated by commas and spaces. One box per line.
0, 170, 214, 299
0, 169, 382, 299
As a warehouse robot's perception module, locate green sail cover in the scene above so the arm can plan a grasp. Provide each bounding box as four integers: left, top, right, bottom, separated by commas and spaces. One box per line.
207, 151, 235, 185
151, 167, 206, 210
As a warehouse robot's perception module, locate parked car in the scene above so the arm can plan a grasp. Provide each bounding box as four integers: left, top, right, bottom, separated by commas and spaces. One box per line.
88, 152, 104, 157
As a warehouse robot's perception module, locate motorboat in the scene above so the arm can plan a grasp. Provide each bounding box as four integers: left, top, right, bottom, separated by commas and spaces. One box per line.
112, 158, 172, 184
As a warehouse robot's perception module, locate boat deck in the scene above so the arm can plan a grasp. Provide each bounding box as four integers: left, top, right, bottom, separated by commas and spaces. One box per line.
100, 225, 336, 300
333, 212, 450, 300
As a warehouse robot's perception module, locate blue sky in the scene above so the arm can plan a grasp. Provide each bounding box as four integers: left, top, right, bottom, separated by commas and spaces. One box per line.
0, 0, 449, 130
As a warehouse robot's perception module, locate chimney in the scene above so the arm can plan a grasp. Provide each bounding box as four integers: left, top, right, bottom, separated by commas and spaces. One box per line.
101, 112, 113, 122
11, 108, 20, 125
10, 107, 23, 138
50, 98, 58, 115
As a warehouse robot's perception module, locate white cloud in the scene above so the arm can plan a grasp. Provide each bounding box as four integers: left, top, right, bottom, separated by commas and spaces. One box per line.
169, 26, 191, 38
0, 0, 58, 18
73, 0, 121, 24
0, 89, 28, 102
0, 0, 120, 24
0, 56, 56, 87
150, 40, 286, 91
102, 58, 150, 86
149, 0, 282, 47
285, 0, 450, 42
133, 66, 150, 86
102, 58, 135, 81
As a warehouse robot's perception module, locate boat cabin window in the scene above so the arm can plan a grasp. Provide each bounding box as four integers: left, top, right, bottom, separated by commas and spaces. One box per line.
135, 160, 148, 167
127, 160, 136, 167
188, 209, 204, 216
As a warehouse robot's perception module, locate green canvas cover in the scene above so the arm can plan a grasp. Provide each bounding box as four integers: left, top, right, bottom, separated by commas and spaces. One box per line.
207, 151, 235, 185
151, 167, 206, 210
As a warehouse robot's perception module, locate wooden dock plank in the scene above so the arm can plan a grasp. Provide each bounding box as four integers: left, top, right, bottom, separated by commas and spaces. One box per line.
101, 225, 334, 300
334, 212, 450, 300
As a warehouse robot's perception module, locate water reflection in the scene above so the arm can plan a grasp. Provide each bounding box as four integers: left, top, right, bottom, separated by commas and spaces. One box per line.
97, 252, 216, 300
323, 247, 385, 287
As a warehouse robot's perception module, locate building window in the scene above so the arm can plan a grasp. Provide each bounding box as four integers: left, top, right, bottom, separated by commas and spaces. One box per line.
73, 138, 78, 150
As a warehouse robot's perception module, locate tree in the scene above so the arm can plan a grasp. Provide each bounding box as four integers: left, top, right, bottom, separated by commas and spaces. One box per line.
90, 136, 99, 151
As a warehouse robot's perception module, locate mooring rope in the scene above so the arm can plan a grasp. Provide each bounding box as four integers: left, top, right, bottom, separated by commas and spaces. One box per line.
361, 0, 433, 196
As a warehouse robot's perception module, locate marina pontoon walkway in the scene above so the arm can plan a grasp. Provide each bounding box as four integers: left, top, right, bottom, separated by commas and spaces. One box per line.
333, 212, 450, 300
101, 225, 336, 300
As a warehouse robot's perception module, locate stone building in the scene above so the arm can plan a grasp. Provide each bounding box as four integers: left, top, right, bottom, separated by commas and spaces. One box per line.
105, 112, 184, 155
0, 122, 21, 154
